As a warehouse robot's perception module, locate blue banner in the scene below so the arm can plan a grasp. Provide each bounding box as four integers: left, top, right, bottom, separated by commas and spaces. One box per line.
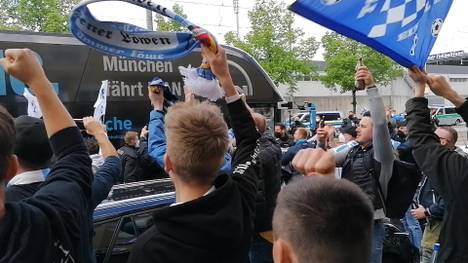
289, 0, 453, 68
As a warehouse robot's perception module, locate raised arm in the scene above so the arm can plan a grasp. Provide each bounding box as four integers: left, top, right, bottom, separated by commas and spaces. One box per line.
356, 66, 395, 197
83, 117, 121, 208
83, 116, 117, 158
406, 68, 468, 200
0, 49, 75, 136
0, 48, 93, 229
202, 45, 260, 201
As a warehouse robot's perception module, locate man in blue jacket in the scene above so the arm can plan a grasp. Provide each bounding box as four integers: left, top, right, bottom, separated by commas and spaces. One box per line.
281, 127, 314, 166
146, 77, 232, 175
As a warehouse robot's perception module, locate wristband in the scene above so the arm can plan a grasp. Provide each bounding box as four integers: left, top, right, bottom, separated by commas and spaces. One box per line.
424, 208, 431, 218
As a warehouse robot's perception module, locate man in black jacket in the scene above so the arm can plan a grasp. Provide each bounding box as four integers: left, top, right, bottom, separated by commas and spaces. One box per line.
5, 116, 52, 202
249, 112, 282, 263
0, 49, 94, 262
406, 68, 468, 262
137, 125, 168, 180
118, 131, 143, 183
274, 123, 293, 147
127, 45, 261, 263
337, 67, 395, 263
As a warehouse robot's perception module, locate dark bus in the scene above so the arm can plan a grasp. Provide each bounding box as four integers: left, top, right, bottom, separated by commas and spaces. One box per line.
0, 30, 283, 143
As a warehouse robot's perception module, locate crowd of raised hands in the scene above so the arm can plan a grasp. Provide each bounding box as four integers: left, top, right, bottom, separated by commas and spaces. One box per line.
1, 45, 467, 263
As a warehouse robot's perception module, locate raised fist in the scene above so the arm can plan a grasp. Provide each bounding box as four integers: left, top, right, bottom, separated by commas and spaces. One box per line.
0, 49, 48, 88
292, 148, 336, 177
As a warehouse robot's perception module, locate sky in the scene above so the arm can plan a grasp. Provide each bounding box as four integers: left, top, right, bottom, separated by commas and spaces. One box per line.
89, 0, 468, 60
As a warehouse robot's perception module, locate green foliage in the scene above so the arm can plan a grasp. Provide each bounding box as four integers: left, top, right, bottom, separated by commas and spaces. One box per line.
0, 0, 79, 33
321, 32, 402, 92
224, 0, 319, 94
155, 4, 188, 32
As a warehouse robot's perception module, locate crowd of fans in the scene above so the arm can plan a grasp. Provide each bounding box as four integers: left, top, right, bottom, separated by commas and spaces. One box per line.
0, 46, 467, 263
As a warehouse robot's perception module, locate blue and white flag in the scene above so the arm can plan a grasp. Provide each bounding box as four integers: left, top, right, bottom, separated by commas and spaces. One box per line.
289, 0, 453, 68
69, 0, 217, 61
93, 80, 109, 121
23, 89, 42, 118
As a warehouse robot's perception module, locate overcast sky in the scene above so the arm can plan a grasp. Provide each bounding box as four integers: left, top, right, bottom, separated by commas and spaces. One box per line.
89, 0, 468, 60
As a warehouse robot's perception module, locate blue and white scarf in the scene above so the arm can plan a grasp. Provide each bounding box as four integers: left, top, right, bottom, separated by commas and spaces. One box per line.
69, 0, 216, 60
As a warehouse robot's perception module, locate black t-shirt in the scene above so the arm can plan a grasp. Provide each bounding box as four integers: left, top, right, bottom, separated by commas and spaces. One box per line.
0, 127, 93, 263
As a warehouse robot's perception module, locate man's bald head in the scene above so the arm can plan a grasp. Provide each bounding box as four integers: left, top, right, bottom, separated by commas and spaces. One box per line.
251, 112, 267, 134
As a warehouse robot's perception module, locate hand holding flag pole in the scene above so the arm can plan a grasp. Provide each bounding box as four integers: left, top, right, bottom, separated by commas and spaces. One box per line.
93, 80, 108, 123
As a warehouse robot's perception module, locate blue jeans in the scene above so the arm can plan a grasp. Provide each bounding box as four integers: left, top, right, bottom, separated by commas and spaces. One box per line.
402, 208, 423, 251
249, 234, 274, 263
370, 221, 385, 263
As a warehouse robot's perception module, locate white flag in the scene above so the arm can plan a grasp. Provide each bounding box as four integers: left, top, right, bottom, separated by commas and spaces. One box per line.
93, 80, 109, 121
23, 89, 42, 118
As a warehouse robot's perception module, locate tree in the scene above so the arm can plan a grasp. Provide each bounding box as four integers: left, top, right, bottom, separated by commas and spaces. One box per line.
0, 0, 79, 33
224, 0, 319, 96
321, 32, 402, 113
155, 4, 188, 32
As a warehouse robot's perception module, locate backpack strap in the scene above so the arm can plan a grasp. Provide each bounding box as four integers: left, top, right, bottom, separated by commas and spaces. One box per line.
362, 148, 387, 214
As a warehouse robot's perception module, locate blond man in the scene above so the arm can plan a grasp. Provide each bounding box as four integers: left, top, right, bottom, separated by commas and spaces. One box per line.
128, 46, 261, 263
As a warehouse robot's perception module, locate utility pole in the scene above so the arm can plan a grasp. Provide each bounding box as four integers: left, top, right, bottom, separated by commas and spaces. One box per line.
146, 9, 153, 30
233, 0, 240, 38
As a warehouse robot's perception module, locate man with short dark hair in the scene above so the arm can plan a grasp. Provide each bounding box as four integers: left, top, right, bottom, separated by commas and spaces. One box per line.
0, 105, 16, 188
273, 149, 373, 263
274, 123, 292, 147
5, 116, 52, 202
0, 48, 94, 262
435, 126, 468, 157
343, 111, 359, 127
336, 67, 395, 263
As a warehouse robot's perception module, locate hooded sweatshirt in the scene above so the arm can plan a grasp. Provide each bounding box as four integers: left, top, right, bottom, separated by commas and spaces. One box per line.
127, 98, 261, 263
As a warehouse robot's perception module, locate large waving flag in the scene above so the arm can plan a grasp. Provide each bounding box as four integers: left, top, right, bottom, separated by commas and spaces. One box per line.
289, 0, 453, 68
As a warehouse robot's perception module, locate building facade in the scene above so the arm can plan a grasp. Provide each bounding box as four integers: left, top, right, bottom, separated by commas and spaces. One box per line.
278, 51, 468, 116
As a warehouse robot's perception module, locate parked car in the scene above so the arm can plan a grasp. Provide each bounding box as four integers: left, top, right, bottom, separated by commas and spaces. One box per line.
93, 179, 175, 263
92, 179, 417, 263
289, 111, 344, 129
430, 105, 464, 126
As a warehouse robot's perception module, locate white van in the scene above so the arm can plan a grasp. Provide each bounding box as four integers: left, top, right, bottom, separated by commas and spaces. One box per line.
290, 111, 344, 128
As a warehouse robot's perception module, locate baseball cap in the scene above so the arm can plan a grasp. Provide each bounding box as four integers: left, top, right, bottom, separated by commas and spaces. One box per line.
340, 125, 357, 138
14, 116, 53, 168
148, 77, 169, 88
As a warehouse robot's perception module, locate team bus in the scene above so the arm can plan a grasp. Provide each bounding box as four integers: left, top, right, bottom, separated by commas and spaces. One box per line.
0, 30, 283, 143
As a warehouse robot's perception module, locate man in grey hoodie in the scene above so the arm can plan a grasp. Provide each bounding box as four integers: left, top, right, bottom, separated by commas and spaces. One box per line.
333, 66, 395, 263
